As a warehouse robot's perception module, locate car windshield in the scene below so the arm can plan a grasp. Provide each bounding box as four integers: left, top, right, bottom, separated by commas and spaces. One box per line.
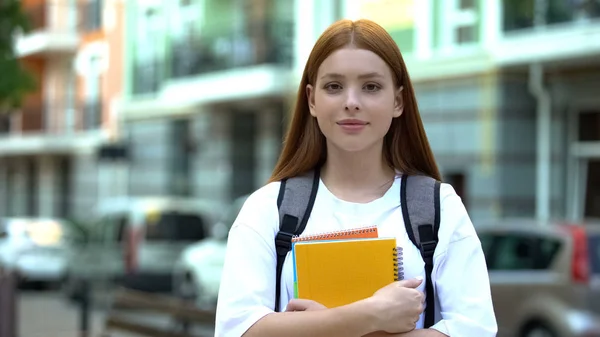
145, 212, 208, 242
590, 234, 600, 275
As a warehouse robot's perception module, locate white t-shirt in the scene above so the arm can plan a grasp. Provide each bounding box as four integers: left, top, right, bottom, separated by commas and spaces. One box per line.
214, 174, 498, 337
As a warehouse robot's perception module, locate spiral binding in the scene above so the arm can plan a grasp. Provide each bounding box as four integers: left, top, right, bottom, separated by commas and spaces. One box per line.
291, 225, 378, 242
393, 247, 404, 281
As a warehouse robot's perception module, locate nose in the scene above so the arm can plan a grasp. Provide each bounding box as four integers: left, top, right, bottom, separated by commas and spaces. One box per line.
344, 89, 360, 111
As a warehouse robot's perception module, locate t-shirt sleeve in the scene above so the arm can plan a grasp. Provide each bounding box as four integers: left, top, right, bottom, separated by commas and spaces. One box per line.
214, 190, 279, 337
429, 184, 498, 337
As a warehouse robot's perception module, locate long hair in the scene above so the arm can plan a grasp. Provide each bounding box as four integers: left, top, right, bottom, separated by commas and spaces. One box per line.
269, 19, 441, 183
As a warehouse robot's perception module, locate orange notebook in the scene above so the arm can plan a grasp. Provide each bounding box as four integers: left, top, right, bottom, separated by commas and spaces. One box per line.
292, 225, 379, 242
292, 237, 401, 308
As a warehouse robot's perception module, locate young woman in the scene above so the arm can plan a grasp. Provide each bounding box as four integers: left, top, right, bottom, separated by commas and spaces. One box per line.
214, 19, 497, 337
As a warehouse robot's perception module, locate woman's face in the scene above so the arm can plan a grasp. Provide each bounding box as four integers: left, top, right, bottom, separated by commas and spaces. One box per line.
307, 47, 403, 154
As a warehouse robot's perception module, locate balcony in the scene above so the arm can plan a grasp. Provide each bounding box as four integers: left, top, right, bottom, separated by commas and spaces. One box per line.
503, 0, 600, 32
15, 2, 80, 58
169, 19, 294, 79
132, 60, 163, 96
495, 0, 600, 65
123, 19, 296, 118
4, 99, 103, 136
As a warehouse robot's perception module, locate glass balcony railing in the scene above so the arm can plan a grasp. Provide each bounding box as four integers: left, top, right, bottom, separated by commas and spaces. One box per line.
20, 1, 102, 34
132, 60, 163, 96
169, 19, 294, 79
503, 0, 600, 32
14, 100, 102, 134
21, 2, 78, 33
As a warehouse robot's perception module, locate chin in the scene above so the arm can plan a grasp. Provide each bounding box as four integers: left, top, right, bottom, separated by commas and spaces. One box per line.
328, 139, 379, 153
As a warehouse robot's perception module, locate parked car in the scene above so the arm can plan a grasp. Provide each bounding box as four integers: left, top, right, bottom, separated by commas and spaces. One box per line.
172, 195, 248, 309
62, 196, 220, 300
0, 217, 72, 287
477, 219, 600, 337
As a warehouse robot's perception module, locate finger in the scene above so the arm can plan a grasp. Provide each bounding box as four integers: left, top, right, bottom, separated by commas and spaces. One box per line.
285, 299, 307, 311
396, 276, 423, 289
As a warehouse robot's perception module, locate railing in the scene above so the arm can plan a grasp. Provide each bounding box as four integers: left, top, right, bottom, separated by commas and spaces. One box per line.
20, 103, 46, 132
100, 288, 215, 337
503, 0, 600, 32
132, 60, 164, 95
10, 100, 102, 134
21, 2, 78, 33
169, 19, 294, 79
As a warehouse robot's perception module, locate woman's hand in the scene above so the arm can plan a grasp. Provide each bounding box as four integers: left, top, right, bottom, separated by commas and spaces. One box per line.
285, 299, 327, 312
367, 278, 425, 334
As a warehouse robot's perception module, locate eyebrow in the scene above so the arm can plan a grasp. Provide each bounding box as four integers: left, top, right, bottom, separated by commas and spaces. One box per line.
319, 72, 385, 80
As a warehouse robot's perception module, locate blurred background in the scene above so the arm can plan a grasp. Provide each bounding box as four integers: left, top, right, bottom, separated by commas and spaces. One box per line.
0, 0, 600, 336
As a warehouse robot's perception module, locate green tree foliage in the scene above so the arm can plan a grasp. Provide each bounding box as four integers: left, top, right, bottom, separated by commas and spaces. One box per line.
0, 0, 37, 116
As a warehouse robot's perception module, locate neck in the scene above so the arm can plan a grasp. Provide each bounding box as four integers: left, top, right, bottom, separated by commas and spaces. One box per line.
320, 142, 396, 203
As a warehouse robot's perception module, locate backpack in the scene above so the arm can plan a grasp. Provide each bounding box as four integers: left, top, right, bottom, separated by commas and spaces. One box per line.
274, 169, 441, 328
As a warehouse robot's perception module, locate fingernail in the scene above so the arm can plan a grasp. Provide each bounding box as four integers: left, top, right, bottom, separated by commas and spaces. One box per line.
415, 276, 424, 281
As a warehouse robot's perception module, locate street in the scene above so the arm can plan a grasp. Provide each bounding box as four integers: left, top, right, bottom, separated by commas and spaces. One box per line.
18, 288, 215, 337
18, 289, 106, 337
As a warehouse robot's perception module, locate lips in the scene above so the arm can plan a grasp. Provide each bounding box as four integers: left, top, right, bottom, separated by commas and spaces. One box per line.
336, 119, 368, 126
336, 119, 368, 133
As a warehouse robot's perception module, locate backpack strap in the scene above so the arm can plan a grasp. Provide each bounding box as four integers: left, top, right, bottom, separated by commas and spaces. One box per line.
400, 174, 441, 328
274, 169, 320, 312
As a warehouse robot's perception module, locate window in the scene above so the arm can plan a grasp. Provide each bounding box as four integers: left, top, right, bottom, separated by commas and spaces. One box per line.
457, 26, 477, 44
579, 111, 600, 142
445, 173, 467, 208
585, 161, 600, 219
440, 0, 479, 49
169, 119, 193, 196
486, 234, 561, 271
478, 233, 495, 262
589, 235, 600, 275
459, 0, 475, 10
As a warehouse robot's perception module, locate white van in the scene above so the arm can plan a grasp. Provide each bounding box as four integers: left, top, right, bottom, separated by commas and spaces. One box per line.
62, 196, 220, 300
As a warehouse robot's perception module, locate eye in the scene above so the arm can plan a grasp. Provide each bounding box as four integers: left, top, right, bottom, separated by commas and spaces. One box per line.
323, 83, 342, 92
364, 83, 381, 92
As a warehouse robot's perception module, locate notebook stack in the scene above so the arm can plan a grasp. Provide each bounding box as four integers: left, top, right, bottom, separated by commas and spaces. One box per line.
291, 226, 403, 308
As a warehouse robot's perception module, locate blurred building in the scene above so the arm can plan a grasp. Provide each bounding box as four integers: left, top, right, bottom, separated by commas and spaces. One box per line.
0, 0, 126, 219
117, 0, 344, 205
352, 0, 600, 222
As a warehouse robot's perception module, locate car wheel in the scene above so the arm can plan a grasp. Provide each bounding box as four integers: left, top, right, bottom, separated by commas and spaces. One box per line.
522, 324, 557, 337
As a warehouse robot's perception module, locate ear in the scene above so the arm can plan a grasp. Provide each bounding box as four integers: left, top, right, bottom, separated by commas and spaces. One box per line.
306, 84, 316, 117
393, 86, 404, 118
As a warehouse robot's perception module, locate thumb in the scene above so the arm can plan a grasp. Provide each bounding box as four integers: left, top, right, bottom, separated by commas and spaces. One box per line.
396, 276, 423, 288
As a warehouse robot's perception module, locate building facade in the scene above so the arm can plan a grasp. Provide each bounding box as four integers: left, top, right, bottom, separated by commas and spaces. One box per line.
350, 0, 600, 222
118, 0, 344, 206
116, 0, 600, 223
0, 0, 126, 219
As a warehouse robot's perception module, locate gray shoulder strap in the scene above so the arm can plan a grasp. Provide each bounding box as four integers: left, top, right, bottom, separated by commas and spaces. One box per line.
274, 169, 320, 312
400, 174, 441, 329
276, 169, 320, 235
400, 174, 441, 246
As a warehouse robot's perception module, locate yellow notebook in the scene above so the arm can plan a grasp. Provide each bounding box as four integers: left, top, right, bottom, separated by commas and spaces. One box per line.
292, 237, 401, 308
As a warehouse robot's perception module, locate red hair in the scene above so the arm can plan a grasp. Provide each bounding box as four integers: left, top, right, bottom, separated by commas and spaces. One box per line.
269, 19, 441, 183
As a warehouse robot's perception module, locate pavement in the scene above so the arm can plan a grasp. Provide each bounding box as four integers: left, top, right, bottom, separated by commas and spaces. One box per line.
18, 289, 107, 337
17, 289, 215, 337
